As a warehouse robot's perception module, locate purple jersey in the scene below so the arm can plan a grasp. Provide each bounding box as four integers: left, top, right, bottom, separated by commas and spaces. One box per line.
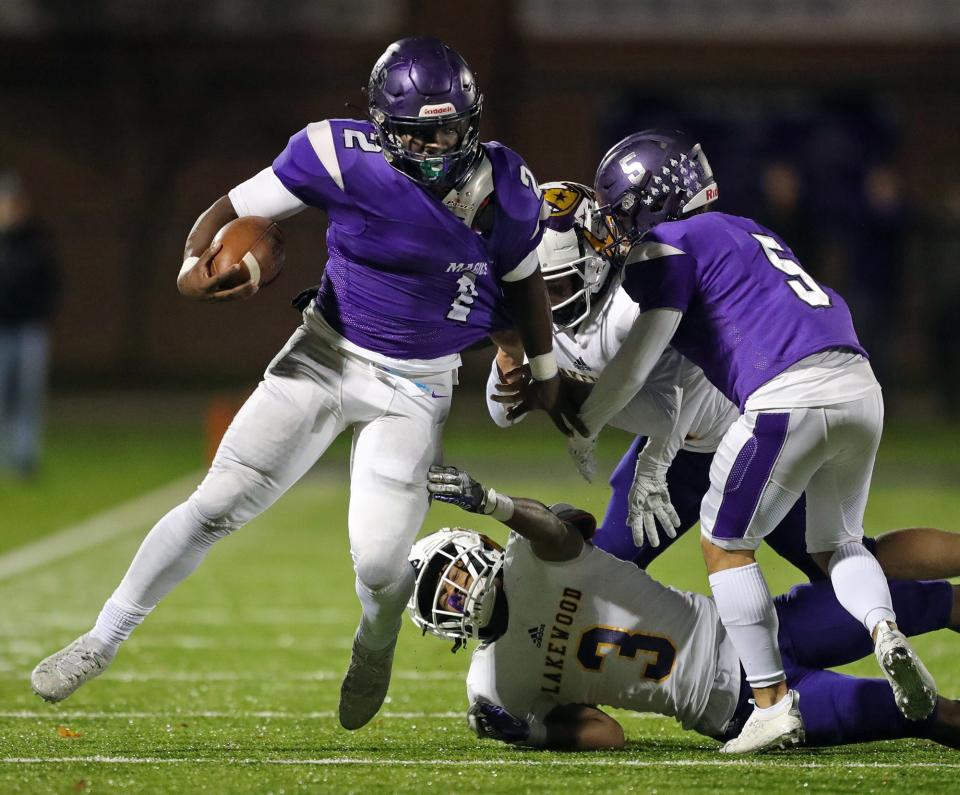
621, 212, 867, 409
271, 119, 544, 360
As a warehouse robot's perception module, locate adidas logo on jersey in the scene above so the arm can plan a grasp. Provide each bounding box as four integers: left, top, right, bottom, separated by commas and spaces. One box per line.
528, 624, 545, 648
572, 356, 591, 372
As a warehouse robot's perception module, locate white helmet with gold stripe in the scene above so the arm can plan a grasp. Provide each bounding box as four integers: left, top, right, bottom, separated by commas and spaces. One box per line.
538, 181, 615, 329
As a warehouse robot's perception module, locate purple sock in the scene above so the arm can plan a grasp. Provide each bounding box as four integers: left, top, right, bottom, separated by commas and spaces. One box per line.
776, 578, 954, 670
793, 668, 936, 746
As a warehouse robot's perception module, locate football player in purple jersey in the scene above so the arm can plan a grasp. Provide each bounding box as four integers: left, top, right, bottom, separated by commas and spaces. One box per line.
30, 37, 581, 730
488, 183, 960, 585
553, 129, 938, 753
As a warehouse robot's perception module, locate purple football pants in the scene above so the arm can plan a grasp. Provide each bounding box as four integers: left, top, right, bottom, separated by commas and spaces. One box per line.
593, 435, 877, 580
720, 578, 953, 745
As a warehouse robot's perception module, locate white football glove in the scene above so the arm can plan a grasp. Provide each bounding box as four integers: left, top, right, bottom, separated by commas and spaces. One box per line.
628, 473, 681, 549
568, 432, 598, 483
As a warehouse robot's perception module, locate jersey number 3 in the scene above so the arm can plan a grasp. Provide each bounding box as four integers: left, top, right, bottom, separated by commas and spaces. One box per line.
753, 233, 831, 308
577, 626, 676, 682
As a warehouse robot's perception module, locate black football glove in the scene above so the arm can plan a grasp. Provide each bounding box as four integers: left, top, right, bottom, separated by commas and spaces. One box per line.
467, 701, 531, 745
427, 465, 488, 513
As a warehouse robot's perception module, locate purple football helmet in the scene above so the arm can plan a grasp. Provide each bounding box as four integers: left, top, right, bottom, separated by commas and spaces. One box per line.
593, 129, 718, 255
368, 37, 483, 191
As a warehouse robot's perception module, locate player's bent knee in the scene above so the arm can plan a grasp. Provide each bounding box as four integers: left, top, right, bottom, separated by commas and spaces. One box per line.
354, 551, 414, 595
189, 468, 260, 531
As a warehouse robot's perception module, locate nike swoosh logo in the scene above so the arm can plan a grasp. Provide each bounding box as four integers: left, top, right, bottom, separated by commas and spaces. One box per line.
431, 392, 447, 399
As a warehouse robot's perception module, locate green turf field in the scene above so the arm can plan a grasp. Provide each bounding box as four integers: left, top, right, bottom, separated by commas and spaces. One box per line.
1, 394, 959, 793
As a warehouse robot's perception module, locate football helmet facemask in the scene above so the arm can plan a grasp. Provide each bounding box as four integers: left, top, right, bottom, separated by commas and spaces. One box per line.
408, 528, 504, 643
594, 129, 718, 256
538, 181, 615, 329
368, 37, 483, 192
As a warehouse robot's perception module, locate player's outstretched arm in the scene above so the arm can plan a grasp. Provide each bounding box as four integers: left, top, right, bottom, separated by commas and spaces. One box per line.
501, 271, 588, 437
578, 308, 682, 435
427, 465, 583, 561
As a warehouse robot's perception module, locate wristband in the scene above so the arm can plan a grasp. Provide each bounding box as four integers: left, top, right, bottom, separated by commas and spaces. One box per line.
529, 352, 558, 382
482, 488, 515, 522
178, 255, 200, 281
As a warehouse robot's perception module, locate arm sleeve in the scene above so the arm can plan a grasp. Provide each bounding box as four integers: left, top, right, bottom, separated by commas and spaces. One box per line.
607, 346, 683, 439
501, 246, 541, 283
228, 167, 307, 220
633, 357, 721, 479
633, 391, 692, 481
578, 308, 683, 435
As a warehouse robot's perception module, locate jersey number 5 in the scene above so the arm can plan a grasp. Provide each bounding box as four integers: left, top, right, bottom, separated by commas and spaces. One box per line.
577, 626, 676, 682
753, 233, 831, 308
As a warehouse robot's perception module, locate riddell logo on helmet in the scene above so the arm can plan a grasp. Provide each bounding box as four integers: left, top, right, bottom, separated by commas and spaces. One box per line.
706, 186, 719, 201
419, 103, 457, 116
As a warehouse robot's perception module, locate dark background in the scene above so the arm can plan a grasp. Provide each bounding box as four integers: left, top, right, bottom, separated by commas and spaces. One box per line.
4, 0, 959, 414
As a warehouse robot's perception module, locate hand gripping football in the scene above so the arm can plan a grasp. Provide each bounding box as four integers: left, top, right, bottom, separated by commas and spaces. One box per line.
210, 216, 284, 289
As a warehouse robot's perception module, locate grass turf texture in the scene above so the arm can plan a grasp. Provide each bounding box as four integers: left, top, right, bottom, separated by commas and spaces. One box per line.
2, 393, 959, 793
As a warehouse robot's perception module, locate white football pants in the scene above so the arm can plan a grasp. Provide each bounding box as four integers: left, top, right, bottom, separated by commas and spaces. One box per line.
107, 315, 453, 650
700, 387, 883, 553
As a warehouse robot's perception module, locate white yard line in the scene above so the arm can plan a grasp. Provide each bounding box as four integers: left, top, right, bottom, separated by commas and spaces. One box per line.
2, 757, 959, 769
0, 710, 464, 720
0, 670, 461, 682
0, 607, 354, 631
0, 471, 204, 583
0, 709, 668, 720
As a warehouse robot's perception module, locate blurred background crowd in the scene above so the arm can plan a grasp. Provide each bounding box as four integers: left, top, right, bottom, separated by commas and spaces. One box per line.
1, 0, 959, 477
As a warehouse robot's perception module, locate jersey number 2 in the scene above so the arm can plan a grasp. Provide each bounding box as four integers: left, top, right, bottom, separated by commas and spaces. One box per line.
753, 233, 831, 308
447, 272, 479, 322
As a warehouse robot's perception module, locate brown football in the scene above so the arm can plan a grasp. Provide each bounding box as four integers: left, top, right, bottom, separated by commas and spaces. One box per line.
210, 216, 284, 289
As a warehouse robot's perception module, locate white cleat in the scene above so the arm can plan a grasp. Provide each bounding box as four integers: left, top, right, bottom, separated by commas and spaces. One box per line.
31, 633, 116, 703
874, 620, 937, 720
338, 636, 396, 730
721, 690, 805, 754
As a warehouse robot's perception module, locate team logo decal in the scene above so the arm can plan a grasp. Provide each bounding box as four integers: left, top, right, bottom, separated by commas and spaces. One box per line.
572, 356, 591, 373
543, 182, 591, 217
528, 624, 545, 648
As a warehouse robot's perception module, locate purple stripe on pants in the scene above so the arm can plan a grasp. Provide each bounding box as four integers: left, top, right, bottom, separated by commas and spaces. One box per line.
712, 412, 790, 540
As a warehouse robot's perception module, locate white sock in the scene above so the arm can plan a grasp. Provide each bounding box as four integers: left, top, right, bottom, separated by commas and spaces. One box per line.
355, 565, 415, 651
89, 597, 151, 652
89, 501, 231, 650
709, 563, 785, 688
754, 690, 793, 717
828, 542, 896, 633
